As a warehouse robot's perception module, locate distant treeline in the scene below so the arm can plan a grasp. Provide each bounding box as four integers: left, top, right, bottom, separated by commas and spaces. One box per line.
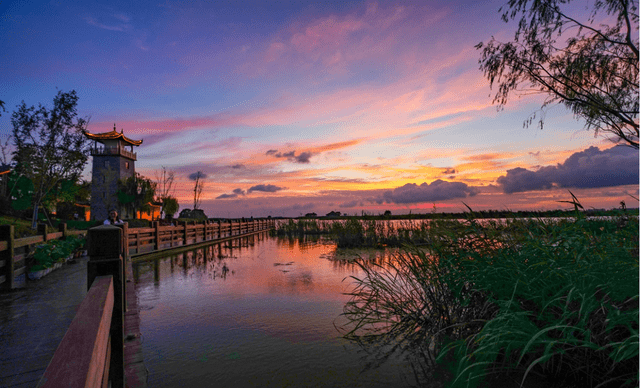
290, 207, 638, 220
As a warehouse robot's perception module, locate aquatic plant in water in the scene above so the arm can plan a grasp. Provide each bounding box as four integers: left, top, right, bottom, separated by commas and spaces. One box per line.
339, 209, 638, 388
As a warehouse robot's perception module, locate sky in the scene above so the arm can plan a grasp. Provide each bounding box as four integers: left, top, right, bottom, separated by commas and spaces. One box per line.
1, 0, 638, 218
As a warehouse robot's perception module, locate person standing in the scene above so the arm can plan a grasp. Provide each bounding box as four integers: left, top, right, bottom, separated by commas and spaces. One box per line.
104, 209, 124, 225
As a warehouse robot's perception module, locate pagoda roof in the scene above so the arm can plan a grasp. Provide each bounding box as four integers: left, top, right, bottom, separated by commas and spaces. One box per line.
83, 124, 142, 146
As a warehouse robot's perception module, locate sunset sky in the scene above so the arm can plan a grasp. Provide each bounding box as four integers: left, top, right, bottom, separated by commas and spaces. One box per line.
1, 0, 638, 218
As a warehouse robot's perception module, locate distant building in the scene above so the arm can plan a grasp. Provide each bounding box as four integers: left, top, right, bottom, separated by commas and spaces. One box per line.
84, 125, 142, 221
326, 211, 341, 218
138, 201, 162, 221
304, 212, 317, 218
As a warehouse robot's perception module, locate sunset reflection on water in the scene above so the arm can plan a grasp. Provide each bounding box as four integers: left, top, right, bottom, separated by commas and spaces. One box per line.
133, 232, 414, 388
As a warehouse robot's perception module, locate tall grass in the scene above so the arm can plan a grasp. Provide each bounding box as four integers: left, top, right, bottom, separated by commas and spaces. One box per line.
274, 218, 469, 248
339, 213, 639, 387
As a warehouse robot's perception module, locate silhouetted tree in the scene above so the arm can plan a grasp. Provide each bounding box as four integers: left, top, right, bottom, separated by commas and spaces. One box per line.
189, 171, 206, 210
117, 173, 156, 219
477, 0, 638, 148
11, 90, 91, 227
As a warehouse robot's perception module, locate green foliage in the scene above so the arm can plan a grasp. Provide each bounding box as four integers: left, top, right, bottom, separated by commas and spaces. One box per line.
10, 90, 91, 227
339, 209, 639, 387
117, 173, 157, 219
162, 195, 179, 218
0, 215, 36, 237
477, 0, 639, 148
438, 217, 638, 387
7, 170, 33, 211
31, 235, 85, 270
273, 218, 325, 237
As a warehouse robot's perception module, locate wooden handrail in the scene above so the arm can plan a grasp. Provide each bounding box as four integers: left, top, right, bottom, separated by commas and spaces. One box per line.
37, 276, 114, 388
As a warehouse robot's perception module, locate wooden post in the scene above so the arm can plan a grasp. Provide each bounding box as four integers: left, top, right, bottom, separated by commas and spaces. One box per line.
153, 221, 160, 250
182, 221, 188, 245
0, 225, 15, 290
218, 221, 222, 239
121, 223, 129, 259
38, 223, 48, 242
87, 224, 125, 388
58, 222, 68, 239
169, 225, 174, 248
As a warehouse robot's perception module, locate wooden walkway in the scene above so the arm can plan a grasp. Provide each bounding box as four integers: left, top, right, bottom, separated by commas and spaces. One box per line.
0, 257, 89, 387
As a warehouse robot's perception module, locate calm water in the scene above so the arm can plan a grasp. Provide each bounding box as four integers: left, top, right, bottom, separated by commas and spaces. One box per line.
133, 232, 417, 388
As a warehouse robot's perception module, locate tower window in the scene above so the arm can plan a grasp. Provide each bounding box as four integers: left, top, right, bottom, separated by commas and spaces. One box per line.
125, 162, 130, 169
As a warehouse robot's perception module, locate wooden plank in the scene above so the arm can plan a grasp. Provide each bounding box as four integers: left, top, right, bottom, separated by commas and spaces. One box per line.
133, 228, 155, 234
14, 266, 26, 277
14, 235, 44, 248
38, 276, 114, 388
13, 253, 26, 263
0, 241, 7, 251
47, 232, 64, 240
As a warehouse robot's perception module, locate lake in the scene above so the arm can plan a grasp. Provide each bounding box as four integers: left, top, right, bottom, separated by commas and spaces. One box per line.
132, 232, 418, 388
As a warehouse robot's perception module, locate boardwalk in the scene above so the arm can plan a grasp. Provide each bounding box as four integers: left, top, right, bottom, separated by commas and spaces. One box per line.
0, 257, 89, 387
0, 220, 274, 387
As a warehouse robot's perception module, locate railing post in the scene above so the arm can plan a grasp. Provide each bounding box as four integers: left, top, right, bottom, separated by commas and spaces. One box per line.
121, 223, 129, 259
38, 223, 48, 242
0, 225, 15, 290
229, 220, 233, 236
154, 221, 160, 250
58, 222, 68, 239
182, 221, 188, 245
87, 224, 125, 388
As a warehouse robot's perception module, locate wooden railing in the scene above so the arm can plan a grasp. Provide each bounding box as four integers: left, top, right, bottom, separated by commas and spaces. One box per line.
92, 145, 137, 161
34, 218, 274, 387
0, 223, 86, 290
0, 219, 275, 290
126, 219, 275, 256
37, 276, 115, 388
39, 224, 126, 387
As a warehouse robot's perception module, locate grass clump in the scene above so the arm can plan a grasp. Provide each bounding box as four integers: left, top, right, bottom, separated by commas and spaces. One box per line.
340, 212, 638, 388
273, 218, 327, 237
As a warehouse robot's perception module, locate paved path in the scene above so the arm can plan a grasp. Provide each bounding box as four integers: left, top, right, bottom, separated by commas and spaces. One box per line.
0, 257, 89, 388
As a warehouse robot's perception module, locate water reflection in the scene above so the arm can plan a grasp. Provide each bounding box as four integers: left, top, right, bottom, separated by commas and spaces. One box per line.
133, 232, 418, 388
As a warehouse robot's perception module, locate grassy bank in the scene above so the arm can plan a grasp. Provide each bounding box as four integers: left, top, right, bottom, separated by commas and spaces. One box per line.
338, 214, 638, 387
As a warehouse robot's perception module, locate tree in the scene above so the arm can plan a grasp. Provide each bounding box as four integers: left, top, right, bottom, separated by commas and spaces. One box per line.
189, 171, 206, 210
162, 196, 179, 219
155, 166, 176, 218
11, 90, 91, 228
117, 173, 156, 219
477, 0, 639, 148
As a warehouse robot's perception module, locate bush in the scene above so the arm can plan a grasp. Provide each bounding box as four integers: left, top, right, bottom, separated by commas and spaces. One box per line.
30, 235, 86, 271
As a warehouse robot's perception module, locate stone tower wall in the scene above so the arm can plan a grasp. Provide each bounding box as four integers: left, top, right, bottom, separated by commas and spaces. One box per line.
90, 154, 136, 221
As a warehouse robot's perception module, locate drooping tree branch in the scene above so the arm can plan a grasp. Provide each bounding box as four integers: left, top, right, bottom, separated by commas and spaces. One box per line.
479, 0, 639, 148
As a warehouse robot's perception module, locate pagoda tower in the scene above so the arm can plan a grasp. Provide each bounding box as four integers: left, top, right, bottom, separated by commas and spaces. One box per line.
84, 125, 143, 221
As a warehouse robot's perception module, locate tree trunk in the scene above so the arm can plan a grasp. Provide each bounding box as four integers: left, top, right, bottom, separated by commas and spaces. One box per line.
31, 203, 39, 229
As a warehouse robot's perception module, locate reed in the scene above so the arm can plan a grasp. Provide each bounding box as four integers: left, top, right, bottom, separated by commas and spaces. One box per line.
339, 209, 639, 388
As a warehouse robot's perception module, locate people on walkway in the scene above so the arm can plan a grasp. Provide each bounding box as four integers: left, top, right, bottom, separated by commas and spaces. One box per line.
104, 209, 124, 225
